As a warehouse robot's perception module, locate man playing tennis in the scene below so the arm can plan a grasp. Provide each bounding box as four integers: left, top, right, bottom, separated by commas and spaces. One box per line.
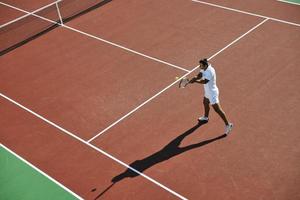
190, 58, 233, 135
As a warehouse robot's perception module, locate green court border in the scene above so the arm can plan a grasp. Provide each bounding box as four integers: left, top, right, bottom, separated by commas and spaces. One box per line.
0, 144, 82, 200
277, 0, 300, 5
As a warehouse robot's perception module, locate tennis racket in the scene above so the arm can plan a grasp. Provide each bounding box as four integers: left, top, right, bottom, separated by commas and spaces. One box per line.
178, 77, 190, 88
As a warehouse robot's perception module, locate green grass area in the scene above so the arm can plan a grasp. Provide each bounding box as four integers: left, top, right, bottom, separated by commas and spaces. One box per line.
0, 145, 80, 200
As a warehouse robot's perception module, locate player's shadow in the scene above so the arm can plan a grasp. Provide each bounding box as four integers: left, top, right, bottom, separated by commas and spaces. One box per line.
112, 121, 226, 183
94, 121, 226, 199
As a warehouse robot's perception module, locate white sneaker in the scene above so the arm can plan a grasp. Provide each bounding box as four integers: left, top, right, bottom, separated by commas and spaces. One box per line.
198, 116, 209, 122
225, 123, 233, 135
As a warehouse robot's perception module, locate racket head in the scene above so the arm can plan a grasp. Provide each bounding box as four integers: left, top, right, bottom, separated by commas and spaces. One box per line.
179, 77, 189, 88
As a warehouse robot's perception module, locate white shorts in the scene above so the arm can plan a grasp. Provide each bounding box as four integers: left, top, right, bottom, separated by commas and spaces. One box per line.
204, 91, 219, 105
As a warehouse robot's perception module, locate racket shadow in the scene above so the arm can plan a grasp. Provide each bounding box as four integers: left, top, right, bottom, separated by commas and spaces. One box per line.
111, 121, 226, 184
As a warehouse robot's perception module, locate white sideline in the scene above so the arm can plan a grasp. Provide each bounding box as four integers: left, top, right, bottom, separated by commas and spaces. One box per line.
192, 0, 300, 27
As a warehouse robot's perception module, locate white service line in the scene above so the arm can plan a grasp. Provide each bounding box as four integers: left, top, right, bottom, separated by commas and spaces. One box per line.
0, 2, 189, 73
64, 25, 189, 72
87, 18, 269, 142
192, 0, 300, 27
0, 143, 84, 200
0, 93, 188, 200
277, 0, 300, 6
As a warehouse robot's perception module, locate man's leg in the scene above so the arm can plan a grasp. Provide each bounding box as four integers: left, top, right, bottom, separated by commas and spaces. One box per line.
212, 103, 229, 125
198, 97, 210, 122
203, 97, 210, 118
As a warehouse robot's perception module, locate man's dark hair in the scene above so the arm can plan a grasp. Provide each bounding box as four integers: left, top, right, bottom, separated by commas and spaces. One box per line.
199, 58, 209, 67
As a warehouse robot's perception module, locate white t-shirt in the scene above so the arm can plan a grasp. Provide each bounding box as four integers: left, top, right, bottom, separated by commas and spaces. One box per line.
201, 64, 219, 97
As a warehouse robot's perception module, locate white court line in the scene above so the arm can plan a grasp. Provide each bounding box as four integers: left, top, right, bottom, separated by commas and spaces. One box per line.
192, 0, 300, 27
0, 0, 61, 29
0, 2, 61, 26
0, 143, 84, 200
0, 93, 188, 200
87, 18, 269, 142
209, 18, 269, 60
277, 0, 300, 6
0, 2, 189, 73
56, 1, 64, 25
64, 26, 189, 72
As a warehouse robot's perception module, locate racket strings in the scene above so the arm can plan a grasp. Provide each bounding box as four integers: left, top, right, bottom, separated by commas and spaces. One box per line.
179, 77, 189, 88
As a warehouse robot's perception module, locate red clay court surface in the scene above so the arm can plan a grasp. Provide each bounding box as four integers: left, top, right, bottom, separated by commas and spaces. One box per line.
1, 0, 300, 199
